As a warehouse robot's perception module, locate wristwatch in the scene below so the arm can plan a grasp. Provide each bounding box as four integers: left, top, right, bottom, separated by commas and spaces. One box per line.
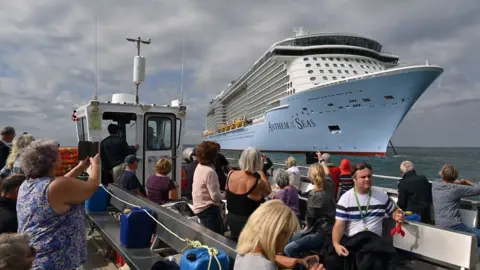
319, 159, 325, 163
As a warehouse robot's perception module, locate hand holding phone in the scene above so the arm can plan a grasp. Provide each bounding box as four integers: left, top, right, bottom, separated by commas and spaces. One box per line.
78, 141, 99, 161
307, 257, 319, 268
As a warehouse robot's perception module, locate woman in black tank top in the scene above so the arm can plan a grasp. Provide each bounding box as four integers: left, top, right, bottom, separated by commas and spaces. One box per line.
225, 147, 271, 241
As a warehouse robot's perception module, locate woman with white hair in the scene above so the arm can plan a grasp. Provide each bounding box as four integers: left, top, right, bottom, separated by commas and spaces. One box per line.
0, 233, 35, 269
226, 147, 271, 241
16, 139, 100, 269
272, 168, 300, 220
0, 133, 35, 179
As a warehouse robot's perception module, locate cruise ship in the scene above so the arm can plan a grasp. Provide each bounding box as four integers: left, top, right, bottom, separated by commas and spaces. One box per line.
202, 28, 444, 156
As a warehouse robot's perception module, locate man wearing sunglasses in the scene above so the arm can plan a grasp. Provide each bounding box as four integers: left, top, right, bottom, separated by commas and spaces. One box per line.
328, 162, 404, 269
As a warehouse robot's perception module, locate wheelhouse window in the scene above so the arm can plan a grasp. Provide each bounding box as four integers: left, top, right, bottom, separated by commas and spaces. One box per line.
76, 118, 86, 141
147, 117, 172, 150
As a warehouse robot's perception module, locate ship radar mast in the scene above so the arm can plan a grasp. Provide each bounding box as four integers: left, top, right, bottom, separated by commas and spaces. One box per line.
293, 26, 310, 37
126, 36, 151, 104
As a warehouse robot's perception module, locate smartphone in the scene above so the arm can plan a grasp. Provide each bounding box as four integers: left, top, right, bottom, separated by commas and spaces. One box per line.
307, 258, 319, 268
305, 152, 318, 165
78, 141, 100, 161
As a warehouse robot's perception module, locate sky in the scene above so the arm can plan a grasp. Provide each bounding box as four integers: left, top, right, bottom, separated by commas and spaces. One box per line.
0, 0, 479, 147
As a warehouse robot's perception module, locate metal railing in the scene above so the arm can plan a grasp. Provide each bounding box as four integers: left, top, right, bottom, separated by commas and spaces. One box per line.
226, 157, 402, 180
225, 157, 480, 206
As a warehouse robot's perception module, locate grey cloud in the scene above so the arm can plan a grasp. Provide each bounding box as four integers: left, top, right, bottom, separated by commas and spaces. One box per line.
0, 0, 478, 147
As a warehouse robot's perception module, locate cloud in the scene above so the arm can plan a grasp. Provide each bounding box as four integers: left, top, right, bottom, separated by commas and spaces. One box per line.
0, 0, 478, 147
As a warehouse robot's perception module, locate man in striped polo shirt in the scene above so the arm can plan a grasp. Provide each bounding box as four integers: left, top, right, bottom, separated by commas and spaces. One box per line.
330, 163, 404, 268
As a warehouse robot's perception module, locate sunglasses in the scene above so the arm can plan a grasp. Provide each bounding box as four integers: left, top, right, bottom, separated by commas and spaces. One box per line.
351, 162, 372, 176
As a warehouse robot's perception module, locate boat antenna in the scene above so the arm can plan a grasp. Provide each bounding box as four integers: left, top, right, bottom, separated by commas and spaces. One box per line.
93, 16, 98, 101
126, 36, 151, 104
180, 36, 185, 105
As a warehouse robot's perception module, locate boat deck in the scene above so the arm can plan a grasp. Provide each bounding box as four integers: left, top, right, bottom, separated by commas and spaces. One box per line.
83, 218, 460, 270
84, 229, 118, 270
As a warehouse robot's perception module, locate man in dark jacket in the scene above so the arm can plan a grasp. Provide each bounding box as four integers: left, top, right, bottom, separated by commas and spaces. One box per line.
0, 174, 25, 233
100, 124, 138, 185
214, 143, 231, 191
397, 160, 433, 223
0, 126, 15, 170
182, 148, 198, 200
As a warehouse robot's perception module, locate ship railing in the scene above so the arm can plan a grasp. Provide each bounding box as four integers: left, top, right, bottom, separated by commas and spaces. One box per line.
225, 157, 480, 269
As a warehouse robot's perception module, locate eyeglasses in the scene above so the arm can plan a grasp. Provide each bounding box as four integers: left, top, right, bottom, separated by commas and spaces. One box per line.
351, 162, 372, 176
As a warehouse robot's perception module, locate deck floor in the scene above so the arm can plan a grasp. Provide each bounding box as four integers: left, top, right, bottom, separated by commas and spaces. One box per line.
83, 230, 118, 270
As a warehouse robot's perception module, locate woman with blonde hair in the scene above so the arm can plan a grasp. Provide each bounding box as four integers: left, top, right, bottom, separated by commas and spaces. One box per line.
146, 158, 178, 205
284, 154, 335, 258
0, 133, 35, 179
285, 156, 301, 191
235, 200, 325, 270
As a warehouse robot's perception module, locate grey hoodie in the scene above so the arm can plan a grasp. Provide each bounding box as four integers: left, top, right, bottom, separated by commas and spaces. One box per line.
432, 181, 480, 228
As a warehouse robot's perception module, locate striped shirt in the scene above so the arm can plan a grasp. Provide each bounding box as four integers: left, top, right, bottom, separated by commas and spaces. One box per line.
338, 175, 354, 199
335, 187, 395, 237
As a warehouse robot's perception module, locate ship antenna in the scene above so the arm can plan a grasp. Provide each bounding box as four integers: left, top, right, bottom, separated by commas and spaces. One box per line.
93, 16, 98, 101
180, 36, 185, 105
126, 36, 151, 104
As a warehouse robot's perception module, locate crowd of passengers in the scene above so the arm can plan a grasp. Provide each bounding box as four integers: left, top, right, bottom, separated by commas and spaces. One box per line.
0, 124, 478, 269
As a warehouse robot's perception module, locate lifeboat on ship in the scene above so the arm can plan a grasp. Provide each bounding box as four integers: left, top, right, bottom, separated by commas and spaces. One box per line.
220, 124, 227, 132
234, 119, 244, 128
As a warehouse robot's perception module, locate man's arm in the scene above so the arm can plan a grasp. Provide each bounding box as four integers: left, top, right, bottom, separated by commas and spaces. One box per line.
386, 196, 404, 222
332, 219, 346, 247
332, 194, 350, 256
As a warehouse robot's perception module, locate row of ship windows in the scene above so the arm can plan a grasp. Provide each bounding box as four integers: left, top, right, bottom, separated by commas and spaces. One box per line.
309, 69, 359, 75
305, 62, 382, 70
303, 56, 380, 66
306, 90, 396, 102
293, 99, 413, 116
325, 96, 397, 107
310, 72, 374, 82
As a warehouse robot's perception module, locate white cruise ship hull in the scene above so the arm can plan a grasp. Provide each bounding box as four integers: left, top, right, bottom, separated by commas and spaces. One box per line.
204, 66, 443, 156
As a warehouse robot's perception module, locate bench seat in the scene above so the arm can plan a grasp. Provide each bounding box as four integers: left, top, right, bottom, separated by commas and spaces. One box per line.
86, 210, 163, 270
